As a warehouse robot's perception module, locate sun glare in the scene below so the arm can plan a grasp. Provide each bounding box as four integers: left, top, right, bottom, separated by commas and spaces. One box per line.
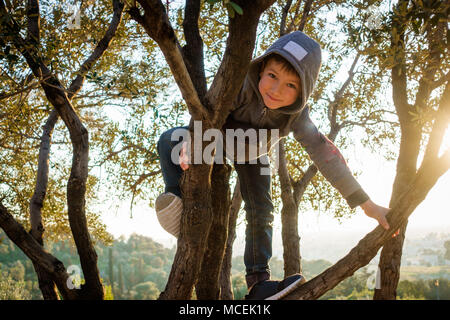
440, 125, 450, 157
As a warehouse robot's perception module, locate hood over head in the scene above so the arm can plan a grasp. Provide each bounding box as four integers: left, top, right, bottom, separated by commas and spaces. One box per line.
247, 31, 322, 115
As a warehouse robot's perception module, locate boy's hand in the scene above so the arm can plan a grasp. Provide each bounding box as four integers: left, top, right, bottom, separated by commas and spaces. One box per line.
360, 199, 391, 231
179, 141, 189, 171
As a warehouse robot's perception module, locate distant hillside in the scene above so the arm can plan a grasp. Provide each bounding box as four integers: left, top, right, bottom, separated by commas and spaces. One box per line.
1, 230, 448, 300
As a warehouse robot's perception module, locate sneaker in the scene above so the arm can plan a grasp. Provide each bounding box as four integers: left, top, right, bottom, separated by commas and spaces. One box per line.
245, 273, 306, 300
155, 192, 182, 238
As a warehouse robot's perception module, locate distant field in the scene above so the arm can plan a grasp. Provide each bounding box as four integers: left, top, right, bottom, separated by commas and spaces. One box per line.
400, 266, 450, 281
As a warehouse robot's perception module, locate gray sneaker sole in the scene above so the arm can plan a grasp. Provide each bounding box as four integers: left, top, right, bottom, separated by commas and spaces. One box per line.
265, 276, 306, 300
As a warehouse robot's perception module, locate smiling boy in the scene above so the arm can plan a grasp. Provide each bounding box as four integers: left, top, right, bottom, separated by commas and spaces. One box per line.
155, 31, 390, 300
258, 56, 301, 109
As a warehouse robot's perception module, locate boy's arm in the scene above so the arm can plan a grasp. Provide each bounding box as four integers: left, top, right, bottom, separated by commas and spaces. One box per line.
291, 106, 391, 229
290, 106, 369, 208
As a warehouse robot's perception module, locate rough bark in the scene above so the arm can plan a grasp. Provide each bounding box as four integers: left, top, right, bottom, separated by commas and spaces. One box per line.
279, 141, 301, 277
374, 221, 408, 299
220, 181, 242, 300
196, 162, 232, 299
159, 136, 215, 299
206, 0, 277, 127
181, 0, 207, 102
29, 109, 59, 300
27, 3, 56, 298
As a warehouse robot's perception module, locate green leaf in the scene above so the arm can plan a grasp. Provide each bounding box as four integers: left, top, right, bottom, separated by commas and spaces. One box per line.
229, 1, 243, 15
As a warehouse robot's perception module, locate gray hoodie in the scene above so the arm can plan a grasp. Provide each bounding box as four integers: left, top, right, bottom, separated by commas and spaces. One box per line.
224, 31, 369, 208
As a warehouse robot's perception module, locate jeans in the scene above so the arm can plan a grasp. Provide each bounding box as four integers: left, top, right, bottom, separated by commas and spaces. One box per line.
157, 126, 274, 275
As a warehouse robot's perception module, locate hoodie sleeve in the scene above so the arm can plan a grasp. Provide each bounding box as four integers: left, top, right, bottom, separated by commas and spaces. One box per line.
290, 106, 369, 208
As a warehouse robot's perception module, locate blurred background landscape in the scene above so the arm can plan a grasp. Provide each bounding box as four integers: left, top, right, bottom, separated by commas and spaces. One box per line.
2, 228, 449, 300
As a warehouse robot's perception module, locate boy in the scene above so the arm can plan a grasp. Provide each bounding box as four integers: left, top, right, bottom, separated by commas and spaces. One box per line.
155, 31, 390, 300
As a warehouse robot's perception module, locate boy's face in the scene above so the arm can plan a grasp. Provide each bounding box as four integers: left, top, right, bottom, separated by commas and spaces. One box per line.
258, 59, 301, 110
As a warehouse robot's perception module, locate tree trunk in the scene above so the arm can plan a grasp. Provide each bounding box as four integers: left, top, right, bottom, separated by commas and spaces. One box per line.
220, 181, 242, 300
373, 0, 447, 299
373, 221, 408, 299
29, 109, 60, 300
129, 0, 279, 300
279, 141, 302, 277
0, 0, 125, 300
159, 128, 215, 299
196, 162, 232, 299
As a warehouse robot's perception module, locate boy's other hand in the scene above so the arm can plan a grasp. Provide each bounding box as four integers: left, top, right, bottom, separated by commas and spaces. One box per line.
360, 199, 391, 231
180, 141, 189, 171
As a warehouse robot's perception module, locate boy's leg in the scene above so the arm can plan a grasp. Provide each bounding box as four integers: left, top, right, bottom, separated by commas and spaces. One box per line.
234, 156, 274, 288
157, 126, 189, 198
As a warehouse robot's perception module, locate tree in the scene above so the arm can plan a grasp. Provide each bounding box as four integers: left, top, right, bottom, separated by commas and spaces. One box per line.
353, 0, 449, 300
0, 0, 125, 299
125, 0, 449, 300
128, 0, 276, 300
282, 0, 449, 300
1, 0, 447, 301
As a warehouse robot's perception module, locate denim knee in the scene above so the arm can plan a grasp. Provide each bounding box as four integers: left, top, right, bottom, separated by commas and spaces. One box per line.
157, 126, 190, 198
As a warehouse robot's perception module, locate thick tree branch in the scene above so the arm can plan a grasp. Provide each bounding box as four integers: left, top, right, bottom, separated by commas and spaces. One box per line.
206, 0, 277, 127
29, 109, 59, 300
279, 140, 302, 276
29, 109, 58, 243
374, 1, 447, 300
129, 0, 210, 123
181, 0, 207, 101
389, 0, 422, 200
0, 202, 78, 299
390, 0, 413, 127
26, 0, 39, 46
220, 180, 242, 299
